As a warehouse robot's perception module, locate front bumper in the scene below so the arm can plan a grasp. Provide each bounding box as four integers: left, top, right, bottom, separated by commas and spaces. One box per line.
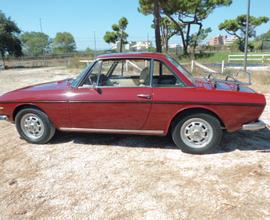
242, 120, 266, 131
0, 115, 8, 121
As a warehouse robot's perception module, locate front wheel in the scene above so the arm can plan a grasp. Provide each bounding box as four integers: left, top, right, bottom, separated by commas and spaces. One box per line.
15, 108, 55, 144
172, 113, 223, 154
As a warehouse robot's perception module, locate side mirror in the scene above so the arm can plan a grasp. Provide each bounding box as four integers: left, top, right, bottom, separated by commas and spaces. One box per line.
92, 82, 102, 94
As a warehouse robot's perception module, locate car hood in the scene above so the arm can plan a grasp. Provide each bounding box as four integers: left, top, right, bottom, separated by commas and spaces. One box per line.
13, 78, 72, 92
0, 79, 72, 103
193, 77, 255, 93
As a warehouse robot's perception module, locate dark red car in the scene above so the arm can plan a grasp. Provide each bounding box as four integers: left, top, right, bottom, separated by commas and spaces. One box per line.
0, 53, 266, 154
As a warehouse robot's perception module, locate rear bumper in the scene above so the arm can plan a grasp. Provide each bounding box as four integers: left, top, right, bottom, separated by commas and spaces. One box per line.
242, 120, 266, 131
0, 115, 8, 121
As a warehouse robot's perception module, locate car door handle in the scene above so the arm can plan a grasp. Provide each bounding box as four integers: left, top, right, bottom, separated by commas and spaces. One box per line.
137, 94, 152, 99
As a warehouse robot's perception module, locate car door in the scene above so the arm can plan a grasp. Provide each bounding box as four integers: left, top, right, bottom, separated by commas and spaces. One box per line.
68, 58, 153, 130
144, 59, 188, 131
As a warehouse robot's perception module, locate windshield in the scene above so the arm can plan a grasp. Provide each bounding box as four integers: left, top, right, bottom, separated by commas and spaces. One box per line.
167, 55, 194, 83
71, 61, 95, 87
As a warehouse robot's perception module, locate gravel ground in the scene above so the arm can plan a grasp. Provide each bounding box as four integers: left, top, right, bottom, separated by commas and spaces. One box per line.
0, 67, 270, 220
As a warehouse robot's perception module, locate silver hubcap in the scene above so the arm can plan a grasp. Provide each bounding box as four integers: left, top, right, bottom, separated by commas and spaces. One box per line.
20, 113, 45, 140
180, 118, 213, 149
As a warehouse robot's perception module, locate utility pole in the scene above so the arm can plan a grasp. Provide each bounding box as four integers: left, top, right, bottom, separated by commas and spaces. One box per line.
244, 0, 251, 73
39, 18, 43, 33
93, 32, 97, 58
39, 18, 46, 67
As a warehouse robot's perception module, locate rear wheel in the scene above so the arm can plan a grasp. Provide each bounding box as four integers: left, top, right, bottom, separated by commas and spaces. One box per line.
172, 113, 223, 154
15, 108, 55, 144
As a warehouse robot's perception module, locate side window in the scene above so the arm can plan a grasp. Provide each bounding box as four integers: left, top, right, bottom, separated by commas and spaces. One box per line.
152, 60, 185, 87
82, 61, 101, 87
99, 59, 151, 87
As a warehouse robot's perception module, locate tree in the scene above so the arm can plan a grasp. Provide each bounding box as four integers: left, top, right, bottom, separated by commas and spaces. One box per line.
52, 32, 76, 54
21, 32, 50, 57
159, 17, 180, 53
161, 0, 232, 55
219, 15, 269, 52
104, 17, 128, 52
189, 27, 212, 55
150, 17, 179, 53
252, 30, 270, 51
0, 11, 22, 67
139, 0, 162, 52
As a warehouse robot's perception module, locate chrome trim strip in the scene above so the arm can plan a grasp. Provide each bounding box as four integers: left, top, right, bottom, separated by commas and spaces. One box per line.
0, 100, 264, 107
242, 120, 266, 131
0, 115, 8, 121
59, 127, 164, 135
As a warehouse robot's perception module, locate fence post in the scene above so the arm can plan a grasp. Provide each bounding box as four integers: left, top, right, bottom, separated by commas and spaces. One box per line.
125, 61, 128, 72
191, 60, 194, 73
221, 60, 225, 73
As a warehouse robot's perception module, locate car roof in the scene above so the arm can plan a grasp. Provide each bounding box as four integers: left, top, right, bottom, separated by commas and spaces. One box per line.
97, 52, 168, 60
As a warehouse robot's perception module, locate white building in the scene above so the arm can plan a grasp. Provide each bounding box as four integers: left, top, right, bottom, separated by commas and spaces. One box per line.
127, 41, 152, 51
223, 36, 238, 45
111, 41, 121, 51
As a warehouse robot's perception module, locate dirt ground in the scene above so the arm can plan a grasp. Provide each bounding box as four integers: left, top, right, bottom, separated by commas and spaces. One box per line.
0, 67, 270, 220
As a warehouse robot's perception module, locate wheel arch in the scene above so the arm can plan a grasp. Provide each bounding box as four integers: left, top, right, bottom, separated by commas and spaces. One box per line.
167, 107, 226, 134
13, 104, 47, 121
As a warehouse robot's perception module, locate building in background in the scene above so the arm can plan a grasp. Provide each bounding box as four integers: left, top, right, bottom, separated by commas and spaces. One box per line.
208, 35, 224, 46
208, 35, 238, 46
111, 41, 121, 51
111, 41, 152, 52
223, 35, 238, 45
126, 41, 152, 51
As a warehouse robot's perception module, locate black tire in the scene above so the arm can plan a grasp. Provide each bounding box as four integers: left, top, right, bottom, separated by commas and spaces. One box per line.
172, 113, 223, 154
15, 108, 55, 144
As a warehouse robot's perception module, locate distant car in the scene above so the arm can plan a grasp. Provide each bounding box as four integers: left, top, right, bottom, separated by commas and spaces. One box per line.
0, 53, 267, 154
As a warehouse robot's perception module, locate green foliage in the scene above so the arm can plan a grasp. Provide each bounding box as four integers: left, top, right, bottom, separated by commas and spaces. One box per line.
20, 32, 50, 57
138, 0, 154, 15
162, 0, 232, 55
190, 27, 212, 53
139, 0, 232, 55
85, 47, 94, 56
253, 30, 270, 51
256, 30, 270, 41
178, 51, 230, 63
219, 15, 269, 51
159, 17, 180, 52
162, 0, 232, 19
53, 32, 76, 54
103, 17, 129, 52
0, 10, 22, 64
139, 0, 163, 52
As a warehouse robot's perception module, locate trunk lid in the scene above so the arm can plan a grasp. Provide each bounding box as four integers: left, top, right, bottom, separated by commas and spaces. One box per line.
194, 78, 255, 93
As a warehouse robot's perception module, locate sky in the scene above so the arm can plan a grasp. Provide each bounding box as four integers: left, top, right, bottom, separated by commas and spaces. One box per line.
1, 0, 270, 50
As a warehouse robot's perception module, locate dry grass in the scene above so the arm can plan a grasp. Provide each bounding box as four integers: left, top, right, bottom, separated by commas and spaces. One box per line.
0, 67, 270, 219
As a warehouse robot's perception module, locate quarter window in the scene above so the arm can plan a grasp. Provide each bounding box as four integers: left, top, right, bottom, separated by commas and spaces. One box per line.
152, 60, 185, 87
